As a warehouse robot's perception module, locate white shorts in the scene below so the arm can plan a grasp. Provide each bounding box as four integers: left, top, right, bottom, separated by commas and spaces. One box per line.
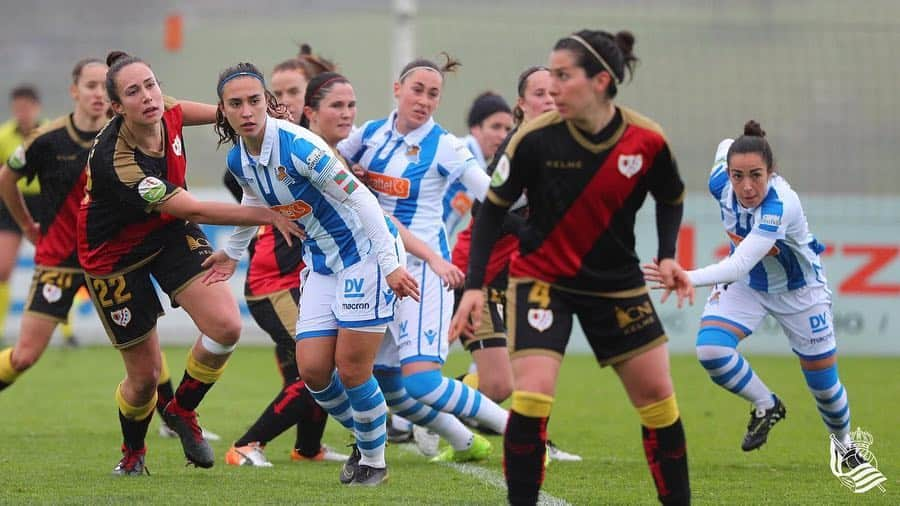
295, 251, 401, 340
701, 281, 836, 358
376, 257, 454, 368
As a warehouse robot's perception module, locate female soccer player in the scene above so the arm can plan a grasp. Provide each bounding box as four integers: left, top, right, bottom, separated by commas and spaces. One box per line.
270, 43, 335, 123
79, 51, 302, 476
206, 63, 418, 486
452, 30, 692, 505
451, 66, 557, 404
338, 55, 510, 462
0, 84, 43, 342
0, 59, 108, 392
222, 69, 361, 469
644, 121, 860, 462
442, 91, 513, 238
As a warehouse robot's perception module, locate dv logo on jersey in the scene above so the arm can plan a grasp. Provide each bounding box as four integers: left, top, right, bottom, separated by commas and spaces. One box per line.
344, 278, 364, 298
810, 312, 830, 333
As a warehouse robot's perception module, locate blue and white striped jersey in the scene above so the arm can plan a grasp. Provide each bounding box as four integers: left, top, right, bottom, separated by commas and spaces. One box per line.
442, 135, 485, 238
225, 116, 400, 276
708, 139, 827, 293
338, 110, 490, 260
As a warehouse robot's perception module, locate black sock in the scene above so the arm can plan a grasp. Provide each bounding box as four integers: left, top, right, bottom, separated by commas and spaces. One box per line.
119, 410, 153, 450
156, 380, 175, 417
235, 379, 311, 447
295, 384, 328, 456
642, 418, 690, 505
174, 371, 214, 411
504, 410, 547, 506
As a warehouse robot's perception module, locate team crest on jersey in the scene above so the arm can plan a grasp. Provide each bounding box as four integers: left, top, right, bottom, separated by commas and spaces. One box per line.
406, 145, 420, 162
42, 283, 62, 303
172, 135, 182, 157
491, 155, 510, 187
527, 308, 553, 332
138, 177, 167, 203
186, 235, 212, 252
276, 166, 296, 186
618, 154, 643, 178
111, 308, 131, 327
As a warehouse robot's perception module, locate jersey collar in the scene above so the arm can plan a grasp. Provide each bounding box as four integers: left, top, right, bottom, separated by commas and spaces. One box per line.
388, 109, 435, 148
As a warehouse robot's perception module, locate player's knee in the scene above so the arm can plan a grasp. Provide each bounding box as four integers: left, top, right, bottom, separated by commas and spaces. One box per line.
403, 369, 442, 399
207, 317, 242, 346
479, 377, 512, 403
695, 326, 739, 360
9, 348, 38, 372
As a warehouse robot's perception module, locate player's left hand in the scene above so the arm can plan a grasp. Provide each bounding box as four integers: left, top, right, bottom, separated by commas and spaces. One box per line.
449, 289, 484, 343
201, 250, 238, 285
657, 258, 695, 308
427, 257, 465, 289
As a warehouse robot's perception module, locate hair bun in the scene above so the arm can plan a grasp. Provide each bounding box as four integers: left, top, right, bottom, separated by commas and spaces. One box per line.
614, 31, 636, 58
106, 50, 130, 67
743, 120, 766, 138
299, 43, 312, 56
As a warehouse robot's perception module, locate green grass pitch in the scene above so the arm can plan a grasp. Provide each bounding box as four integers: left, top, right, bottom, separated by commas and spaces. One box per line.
0, 346, 896, 505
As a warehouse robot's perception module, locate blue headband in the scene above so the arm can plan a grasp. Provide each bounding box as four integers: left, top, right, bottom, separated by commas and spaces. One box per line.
217, 71, 265, 97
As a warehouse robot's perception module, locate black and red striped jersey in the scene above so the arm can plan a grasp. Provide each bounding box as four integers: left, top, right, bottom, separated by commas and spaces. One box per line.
244, 225, 303, 297
6, 114, 96, 268
485, 107, 685, 292
78, 99, 188, 274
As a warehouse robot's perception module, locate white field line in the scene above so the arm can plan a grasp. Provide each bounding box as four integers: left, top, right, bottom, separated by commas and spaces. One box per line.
398, 444, 570, 505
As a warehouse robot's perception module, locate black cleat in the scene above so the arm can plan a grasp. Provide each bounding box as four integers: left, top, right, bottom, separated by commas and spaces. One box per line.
741, 396, 786, 451
350, 464, 388, 486
841, 446, 868, 470
112, 445, 150, 476
162, 400, 214, 468
340, 444, 361, 484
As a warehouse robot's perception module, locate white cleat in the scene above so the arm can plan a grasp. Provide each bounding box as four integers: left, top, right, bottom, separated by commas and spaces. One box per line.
413, 425, 441, 457
225, 442, 274, 467
546, 440, 582, 462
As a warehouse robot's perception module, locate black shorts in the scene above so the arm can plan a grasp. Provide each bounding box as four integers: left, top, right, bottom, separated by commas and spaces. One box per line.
25, 266, 86, 322
506, 277, 667, 366
86, 221, 213, 349
455, 286, 507, 352
246, 287, 299, 347
0, 194, 42, 233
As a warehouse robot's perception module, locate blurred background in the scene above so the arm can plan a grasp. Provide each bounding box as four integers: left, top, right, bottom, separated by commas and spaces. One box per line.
1, 0, 897, 352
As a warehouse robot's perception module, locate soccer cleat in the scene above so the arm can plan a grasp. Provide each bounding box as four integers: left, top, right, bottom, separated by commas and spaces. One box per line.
350, 465, 388, 486
386, 419, 414, 444
841, 446, 868, 470
224, 442, 273, 467
158, 422, 221, 441
546, 440, 583, 462
413, 425, 440, 457
112, 445, 150, 476
741, 396, 786, 451
291, 445, 350, 462
430, 434, 492, 463
340, 444, 361, 484
162, 400, 215, 468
